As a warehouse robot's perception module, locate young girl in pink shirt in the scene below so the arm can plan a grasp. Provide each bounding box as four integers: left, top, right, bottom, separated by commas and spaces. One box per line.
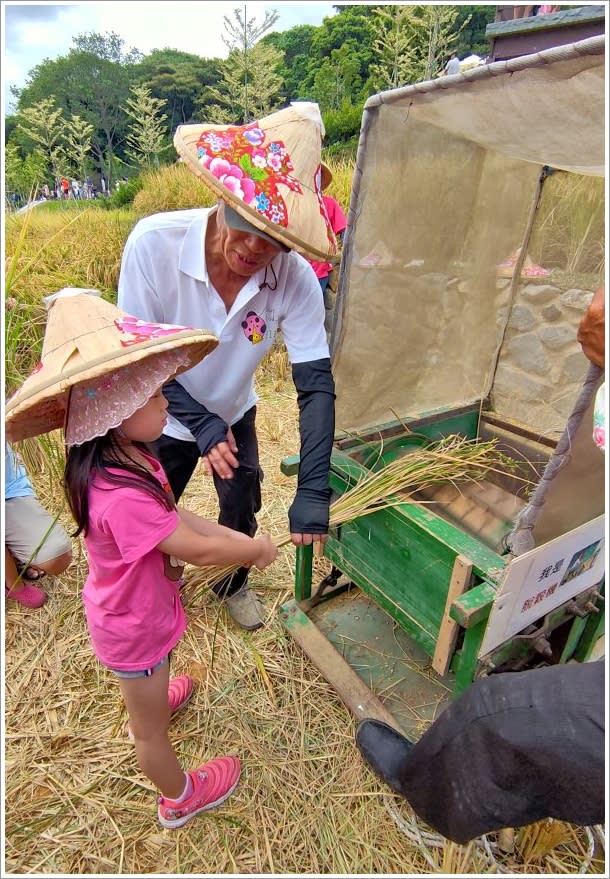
6, 290, 278, 829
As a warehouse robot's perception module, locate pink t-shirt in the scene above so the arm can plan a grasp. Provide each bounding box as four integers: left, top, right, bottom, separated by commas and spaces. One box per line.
82, 456, 186, 671
309, 195, 347, 279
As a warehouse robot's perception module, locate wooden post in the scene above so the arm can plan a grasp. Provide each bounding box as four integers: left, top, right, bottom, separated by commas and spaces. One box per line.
432, 555, 473, 676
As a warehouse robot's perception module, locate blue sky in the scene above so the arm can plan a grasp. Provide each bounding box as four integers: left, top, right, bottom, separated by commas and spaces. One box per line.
2, 1, 338, 113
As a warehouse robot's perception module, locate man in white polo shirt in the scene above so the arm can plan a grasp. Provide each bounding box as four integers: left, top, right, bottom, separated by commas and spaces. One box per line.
118, 104, 339, 630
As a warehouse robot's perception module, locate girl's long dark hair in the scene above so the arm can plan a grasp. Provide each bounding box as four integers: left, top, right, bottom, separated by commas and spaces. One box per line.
64, 431, 175, 537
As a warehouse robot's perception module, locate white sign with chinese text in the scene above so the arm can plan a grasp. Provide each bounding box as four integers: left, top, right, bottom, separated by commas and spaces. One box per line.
479, 515, 605, 657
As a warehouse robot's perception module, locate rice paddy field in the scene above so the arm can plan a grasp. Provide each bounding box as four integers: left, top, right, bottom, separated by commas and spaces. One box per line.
3, 166, 606, 875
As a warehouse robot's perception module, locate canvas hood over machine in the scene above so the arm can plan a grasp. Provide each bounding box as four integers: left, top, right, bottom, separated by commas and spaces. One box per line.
279, 34, 605, 739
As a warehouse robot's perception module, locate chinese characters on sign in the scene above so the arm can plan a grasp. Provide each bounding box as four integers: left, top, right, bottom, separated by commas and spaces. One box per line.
479, 517, 605, 657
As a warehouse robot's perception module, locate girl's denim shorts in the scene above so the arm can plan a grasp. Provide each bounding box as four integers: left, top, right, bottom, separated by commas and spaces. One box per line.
109, 655, 169, 679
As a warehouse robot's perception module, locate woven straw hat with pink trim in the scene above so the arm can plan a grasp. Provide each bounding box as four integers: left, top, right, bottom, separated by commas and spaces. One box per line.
5, 289, 218, 444
174, 102, 338, 262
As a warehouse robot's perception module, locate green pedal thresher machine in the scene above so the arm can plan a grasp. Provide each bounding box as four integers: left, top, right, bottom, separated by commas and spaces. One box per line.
280, 36, 605, 739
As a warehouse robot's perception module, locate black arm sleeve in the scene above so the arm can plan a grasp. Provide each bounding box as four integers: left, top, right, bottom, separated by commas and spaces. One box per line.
162, 379, 229, 457
288, 358, 336, 534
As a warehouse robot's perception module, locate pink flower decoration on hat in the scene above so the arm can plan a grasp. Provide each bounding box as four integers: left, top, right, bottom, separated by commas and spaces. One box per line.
116, 316, 195, 346
196, 122, 303, 227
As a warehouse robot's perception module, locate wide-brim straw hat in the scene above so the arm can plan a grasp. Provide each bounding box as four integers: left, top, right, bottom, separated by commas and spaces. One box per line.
174, 103, 338, 262
5, 289, 219, 443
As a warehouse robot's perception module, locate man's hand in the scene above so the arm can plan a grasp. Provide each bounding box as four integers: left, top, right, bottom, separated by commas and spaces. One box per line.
201, 427, 239, 479
290, 531, 328, 556
288, 487, 330, 555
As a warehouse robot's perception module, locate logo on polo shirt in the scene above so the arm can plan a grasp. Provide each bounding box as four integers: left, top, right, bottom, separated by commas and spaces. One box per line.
241, 310, 267, 344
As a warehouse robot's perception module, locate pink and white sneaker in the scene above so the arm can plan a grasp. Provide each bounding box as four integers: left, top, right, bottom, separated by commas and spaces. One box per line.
128, 674, 194, 741
5, 582, 48, 608
158, 756, 241, 829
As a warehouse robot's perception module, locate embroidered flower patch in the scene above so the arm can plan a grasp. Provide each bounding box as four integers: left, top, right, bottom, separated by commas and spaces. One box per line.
195, 123, 303, 227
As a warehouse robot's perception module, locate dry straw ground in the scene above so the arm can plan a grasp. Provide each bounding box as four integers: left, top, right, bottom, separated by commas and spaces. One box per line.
3, 183, 605, 875
4, 353, 604, 876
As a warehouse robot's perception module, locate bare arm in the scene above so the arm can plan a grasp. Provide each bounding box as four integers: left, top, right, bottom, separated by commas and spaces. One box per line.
158, 517, 277, 570
178, 507, 252, 543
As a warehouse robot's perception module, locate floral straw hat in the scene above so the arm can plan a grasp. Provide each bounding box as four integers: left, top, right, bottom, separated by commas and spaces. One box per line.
173, 102, 338, 262
5, 288, 219, 445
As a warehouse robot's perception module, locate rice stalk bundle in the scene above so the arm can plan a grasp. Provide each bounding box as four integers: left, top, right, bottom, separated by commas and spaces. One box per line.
517, 818, 575, 862
184, 434, 524, 596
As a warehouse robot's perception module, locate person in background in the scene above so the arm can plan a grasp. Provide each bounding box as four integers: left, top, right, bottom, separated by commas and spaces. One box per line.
4, 442, 73, 608
355, 285, 606, 844
444, 52, 461, 76
117, 103, 338, 632
512, 5, 537, 18
306, 162, 347, 328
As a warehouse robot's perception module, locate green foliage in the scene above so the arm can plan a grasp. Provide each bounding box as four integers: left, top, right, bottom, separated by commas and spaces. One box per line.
310, 42, 364, 111
262, 25, 318, 101
72, 30, 143, 64
123, 84, 169, 169
201, 7, 284, 123
397, 4, 467, 83
6, 3, 502, 188
108, 176, 144, 208
63, 114, 95, 179
370, 6, 415, 91
5, 143, 48, 201
14, 40, 134, 186
322, 100, 363, 145
199, 41, 285, 124
221, 6, 280, 51
133, 50, 222, 129
454, 5, 496, 58
16, 97, 65, 180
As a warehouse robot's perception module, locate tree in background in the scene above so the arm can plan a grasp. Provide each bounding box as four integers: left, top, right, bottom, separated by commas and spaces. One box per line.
123, 85, 169, 169
16, 97, 65, 183
200, 41, 284, 123
262, 24, 318, 102
311, 43, 363, 111
370, 5, 415, 91
134, 50, 222, 131
4, 4, 496, 201
5, 142, 48, 202
454, 5, 496, 58
72, 31, 143, 64
403, 5, 469, 82
64, 114, 95, 180
13, 33, 137, 187
219, 5, 280, 122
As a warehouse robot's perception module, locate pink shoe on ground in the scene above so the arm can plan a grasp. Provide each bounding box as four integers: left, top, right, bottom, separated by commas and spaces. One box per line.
158, 756, 241, 829
128, 674, 194, 741
5, 582, 48, 608
167, 674, 194, 713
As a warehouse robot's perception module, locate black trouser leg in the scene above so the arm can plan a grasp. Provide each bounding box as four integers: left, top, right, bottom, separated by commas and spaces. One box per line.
212, 406, 262, 598
152, 435, 200, 502
152, 409, 262, 599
